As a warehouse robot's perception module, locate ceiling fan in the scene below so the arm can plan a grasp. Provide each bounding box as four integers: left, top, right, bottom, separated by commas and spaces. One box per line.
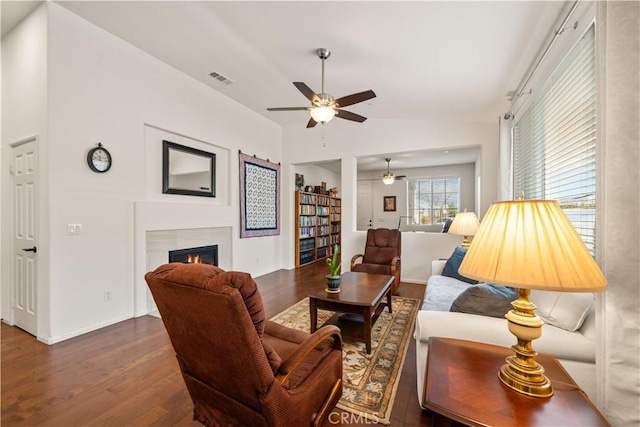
267, 48, 376, 128
382, 158, 407, 185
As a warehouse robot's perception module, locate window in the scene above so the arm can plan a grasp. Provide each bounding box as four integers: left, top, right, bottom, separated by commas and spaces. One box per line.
512, 24, 596, 254
409, 177, 460, 225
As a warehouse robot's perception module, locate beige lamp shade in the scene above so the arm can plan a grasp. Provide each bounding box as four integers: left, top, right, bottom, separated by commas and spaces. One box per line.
448, 210, 480, 236
459, 200, 607, 292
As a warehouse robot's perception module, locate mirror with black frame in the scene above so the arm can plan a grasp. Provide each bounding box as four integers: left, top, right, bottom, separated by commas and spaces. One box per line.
162, 140, 216, 197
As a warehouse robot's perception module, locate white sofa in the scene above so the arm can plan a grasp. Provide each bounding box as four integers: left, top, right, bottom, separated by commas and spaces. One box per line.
414, 260, 597, 407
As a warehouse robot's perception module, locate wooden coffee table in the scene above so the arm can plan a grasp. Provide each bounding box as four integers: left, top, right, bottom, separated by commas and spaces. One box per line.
423, 337, 610, 426
308, 272, 393, 354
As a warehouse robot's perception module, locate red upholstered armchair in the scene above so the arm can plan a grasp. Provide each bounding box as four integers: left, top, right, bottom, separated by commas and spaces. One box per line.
350, 228, 402, 295
145, 263, 343, 427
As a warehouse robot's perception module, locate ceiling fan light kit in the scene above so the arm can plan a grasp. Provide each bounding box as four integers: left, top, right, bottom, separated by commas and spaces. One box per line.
310, 106, 336, 124
382, 158, 396, 185
382, 158, 407, 185
382, 172, 396, 185
267, 48, 376, 128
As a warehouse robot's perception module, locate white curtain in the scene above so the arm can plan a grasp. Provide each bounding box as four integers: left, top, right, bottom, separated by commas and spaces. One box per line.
597, 1, 640, 425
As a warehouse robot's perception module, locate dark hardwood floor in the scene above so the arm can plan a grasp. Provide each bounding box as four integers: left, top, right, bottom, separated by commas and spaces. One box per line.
1, 262, 431, 426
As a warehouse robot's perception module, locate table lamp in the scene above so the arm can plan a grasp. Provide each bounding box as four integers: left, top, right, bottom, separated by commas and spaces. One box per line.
447, 210, 480, 247
458, 200, 607, 398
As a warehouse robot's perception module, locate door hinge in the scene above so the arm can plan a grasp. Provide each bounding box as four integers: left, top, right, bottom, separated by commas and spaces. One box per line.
9, 162, 14, 175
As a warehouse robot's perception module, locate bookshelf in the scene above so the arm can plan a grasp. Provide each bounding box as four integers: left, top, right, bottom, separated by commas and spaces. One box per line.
295, 190, 341, 268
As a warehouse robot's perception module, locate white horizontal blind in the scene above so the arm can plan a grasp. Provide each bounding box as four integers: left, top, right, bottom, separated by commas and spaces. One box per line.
512, 24, 596, 254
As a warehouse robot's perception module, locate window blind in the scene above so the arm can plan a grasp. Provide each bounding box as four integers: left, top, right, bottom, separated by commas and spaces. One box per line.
512, 24, 596, 254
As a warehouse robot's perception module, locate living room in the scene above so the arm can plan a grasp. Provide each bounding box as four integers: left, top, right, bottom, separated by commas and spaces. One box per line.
2, 1, 638, 426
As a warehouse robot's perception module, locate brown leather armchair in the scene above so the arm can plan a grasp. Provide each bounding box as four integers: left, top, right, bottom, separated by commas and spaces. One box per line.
350, 228, 402, 295
145, 263, 343, 427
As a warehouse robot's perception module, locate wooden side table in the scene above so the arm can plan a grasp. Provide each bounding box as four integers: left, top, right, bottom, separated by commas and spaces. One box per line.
423, 338, 610, 427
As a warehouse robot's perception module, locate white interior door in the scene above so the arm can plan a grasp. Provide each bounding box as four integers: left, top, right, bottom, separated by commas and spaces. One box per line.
357, 180, 373, 230
11, 139, 38, 336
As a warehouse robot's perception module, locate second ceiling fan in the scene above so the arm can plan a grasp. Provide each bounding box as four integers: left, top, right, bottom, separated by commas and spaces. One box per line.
267, 48, 376, 128
382, 158, 407, 185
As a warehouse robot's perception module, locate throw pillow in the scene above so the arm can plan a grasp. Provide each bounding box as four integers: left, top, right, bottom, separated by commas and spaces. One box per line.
530, 290, 594, 331
450, 284, 518, 318
442, 247, 479, 284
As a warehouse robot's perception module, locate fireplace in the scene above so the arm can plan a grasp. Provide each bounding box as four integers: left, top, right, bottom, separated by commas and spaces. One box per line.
168, 245, 218, 266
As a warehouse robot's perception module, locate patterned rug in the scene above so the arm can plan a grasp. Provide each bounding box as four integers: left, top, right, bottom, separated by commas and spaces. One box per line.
270, 296, 420, 425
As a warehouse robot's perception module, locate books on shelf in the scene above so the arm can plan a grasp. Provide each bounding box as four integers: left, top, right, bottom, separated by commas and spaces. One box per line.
299, 238, 314, 251
295, 190, 341, 268
316, 247, 328, 259
299, 227, 315, 238
316, 236, 329, 247
299, 216, 316, 226
299, 205, 316, 215
299, 193, 317, 204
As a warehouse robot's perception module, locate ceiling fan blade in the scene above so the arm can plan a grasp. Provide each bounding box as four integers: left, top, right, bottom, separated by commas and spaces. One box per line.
266, 107, 311, 111
335, 109, 367, 123
293, 82, 320, 104
332, 90, 376, 108
306, 117, 318, 128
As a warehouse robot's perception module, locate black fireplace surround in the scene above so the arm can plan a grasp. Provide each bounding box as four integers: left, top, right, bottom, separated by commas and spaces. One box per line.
168, 245, 218, 266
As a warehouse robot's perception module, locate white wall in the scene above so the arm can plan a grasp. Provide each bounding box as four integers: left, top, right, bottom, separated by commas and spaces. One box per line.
1, 3, 283, 343
281, 119, 498, 275
293, 163, 340, 193
1, 4, 51, 339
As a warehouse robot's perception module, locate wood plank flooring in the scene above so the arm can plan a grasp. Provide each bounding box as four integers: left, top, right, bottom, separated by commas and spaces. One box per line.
2, 262, 431, 426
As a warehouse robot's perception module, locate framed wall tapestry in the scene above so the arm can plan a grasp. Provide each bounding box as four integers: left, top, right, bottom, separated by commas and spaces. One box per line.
384, 196, 397, 212
239, 151, 280, 238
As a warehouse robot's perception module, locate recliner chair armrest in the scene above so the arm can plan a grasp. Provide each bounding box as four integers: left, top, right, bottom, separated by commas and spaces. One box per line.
276, 325, 342, 387
390, 256, 401, 276
350, 254, 364, 270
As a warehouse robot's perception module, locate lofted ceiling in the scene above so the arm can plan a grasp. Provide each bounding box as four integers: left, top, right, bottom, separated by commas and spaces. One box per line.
2, 1, 567, 171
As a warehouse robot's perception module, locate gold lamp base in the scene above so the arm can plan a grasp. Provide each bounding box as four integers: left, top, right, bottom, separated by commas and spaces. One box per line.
461, 235, 470, 248
499, 288, 554, 398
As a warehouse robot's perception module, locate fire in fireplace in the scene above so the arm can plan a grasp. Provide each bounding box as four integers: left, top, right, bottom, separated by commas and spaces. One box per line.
168, 245, 218, 266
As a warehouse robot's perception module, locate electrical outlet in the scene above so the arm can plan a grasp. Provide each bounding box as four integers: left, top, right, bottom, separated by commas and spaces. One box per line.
104, 291, 112, 301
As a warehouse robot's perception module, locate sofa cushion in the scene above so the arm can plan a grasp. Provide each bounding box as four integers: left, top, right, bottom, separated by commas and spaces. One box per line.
424, 275, 471, 311
450, 284, 517, 318
442, 247, 478, 284
530, 290, 594, 332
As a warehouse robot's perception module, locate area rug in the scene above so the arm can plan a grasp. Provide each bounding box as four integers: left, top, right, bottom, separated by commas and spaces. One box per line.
269, 296, 420, 425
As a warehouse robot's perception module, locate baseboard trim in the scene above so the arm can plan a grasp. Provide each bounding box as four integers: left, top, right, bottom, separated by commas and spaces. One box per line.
402, 278, 427, 285
42, 314, 133, 345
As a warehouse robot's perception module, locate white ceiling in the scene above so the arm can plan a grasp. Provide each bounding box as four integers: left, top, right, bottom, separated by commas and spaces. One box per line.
2, 1, 566, 171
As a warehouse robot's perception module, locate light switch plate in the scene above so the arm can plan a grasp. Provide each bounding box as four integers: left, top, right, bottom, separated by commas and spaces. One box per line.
67, 224, 82, 235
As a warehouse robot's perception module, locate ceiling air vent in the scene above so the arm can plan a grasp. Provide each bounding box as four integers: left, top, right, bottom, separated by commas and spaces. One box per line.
209, 71, 234, 86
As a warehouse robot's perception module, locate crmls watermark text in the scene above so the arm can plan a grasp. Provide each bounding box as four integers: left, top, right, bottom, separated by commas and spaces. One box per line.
328, 411, 380, 424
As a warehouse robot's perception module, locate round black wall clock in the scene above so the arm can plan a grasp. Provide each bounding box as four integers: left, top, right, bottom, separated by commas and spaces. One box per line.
87, 143, 112, 173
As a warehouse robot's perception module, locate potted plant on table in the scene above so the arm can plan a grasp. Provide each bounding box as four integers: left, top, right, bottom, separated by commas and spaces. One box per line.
326, 244, 341, 293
